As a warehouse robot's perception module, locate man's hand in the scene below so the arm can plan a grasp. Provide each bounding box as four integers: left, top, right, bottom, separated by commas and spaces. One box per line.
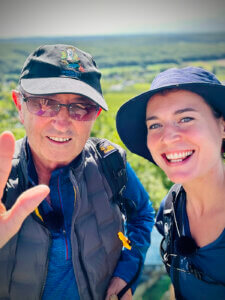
0, 131, 49, 248
105, 277, 132, 300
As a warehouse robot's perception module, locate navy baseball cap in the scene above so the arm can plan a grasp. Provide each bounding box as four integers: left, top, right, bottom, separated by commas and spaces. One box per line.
116, 67, 225, 163
19, 44, 108, 110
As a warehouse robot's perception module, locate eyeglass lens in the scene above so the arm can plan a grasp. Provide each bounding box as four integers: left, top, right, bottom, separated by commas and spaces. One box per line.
24, 97, 99, 121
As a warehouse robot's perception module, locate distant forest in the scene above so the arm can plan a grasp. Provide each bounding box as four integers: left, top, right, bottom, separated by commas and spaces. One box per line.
1, 32, 225, 208
1, 32, 225, 84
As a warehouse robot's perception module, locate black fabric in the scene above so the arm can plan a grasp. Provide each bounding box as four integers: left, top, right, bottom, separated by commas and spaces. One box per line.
89, 137, 127, 212
160, 184, 225, 299
160, 184, 183, 299
20, 44, 102, 94
89, 138, 144, 295
19, 44, 108, 111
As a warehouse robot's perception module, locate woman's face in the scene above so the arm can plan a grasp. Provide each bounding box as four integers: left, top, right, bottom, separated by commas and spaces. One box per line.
146, 89, 225, 184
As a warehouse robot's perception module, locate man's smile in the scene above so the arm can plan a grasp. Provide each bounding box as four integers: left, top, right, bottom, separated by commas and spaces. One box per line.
47, 136, 72, 143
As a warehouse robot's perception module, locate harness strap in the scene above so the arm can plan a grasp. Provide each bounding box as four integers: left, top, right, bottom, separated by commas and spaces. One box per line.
89, 138, 127, 213
88, 138, 143, 295
162, 184, 183, 299
162, 184, 225, 298
171, 189, 183, 300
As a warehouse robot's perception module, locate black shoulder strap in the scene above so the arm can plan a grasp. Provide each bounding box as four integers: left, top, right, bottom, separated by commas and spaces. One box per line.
88, 138, 127, 211
88, 138, 145, 296
162, 184, 183, 300
161, 184, 181, 257
162, 184, 225, 294
164, 184, 182, 214
162, 183, 182, 250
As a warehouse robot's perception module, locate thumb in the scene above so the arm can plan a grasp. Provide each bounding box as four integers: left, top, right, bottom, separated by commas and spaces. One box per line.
9, 185, 50, 223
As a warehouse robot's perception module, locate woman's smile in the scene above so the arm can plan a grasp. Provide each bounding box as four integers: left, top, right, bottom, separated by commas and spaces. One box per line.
162, 150, 194, 164
146, 89, 224, 184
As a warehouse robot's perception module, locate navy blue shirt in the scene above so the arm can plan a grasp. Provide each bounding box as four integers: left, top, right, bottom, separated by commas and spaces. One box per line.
41, 167, 80, 300
157, 191, 225, 300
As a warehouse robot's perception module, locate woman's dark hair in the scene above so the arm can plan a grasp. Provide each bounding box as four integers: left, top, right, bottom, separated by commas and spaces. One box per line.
211, 109, 225, 158
198, 93, 225, 159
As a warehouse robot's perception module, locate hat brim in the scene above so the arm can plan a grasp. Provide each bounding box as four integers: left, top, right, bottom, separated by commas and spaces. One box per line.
20, 77, 108, 111
116, 82, 225, 164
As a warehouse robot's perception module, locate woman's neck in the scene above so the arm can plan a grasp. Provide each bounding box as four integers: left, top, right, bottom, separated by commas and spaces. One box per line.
183, 162, 225, 216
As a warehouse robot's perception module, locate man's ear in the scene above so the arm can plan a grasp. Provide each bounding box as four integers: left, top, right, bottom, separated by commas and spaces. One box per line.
12, 90, 21, 110
12, 90, 24, 124
96, 107, 102, 118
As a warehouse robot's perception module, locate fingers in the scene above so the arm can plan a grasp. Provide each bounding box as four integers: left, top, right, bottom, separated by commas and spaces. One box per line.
109, 295, 118, 300
0, 185, 50, 248
8, 185, 50, 226
0, 131, 15, 200
105, 277, 132, 300
106, 290, 132, 300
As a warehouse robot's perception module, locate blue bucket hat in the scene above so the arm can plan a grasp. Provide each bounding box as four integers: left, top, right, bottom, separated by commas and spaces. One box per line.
116, 67, 225, 163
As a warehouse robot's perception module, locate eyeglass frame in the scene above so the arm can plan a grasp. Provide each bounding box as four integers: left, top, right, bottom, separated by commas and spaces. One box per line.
20, 93, 100, 121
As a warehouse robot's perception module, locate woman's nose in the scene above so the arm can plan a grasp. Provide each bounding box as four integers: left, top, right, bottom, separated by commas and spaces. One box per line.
161, 123, 181, 144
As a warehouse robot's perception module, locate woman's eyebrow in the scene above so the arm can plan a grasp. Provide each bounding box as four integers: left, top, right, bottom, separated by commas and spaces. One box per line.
174, 107, 197, 115
146, 107, 197, 121
146, 115, 158, 121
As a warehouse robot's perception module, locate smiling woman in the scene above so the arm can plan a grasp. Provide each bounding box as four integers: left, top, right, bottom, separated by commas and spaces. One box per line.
146, 89, 224, 183
116, 66, 225, 300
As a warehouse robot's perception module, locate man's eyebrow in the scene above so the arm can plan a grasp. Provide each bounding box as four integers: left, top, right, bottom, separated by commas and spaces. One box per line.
71, 96, 91, 103
146, 107, 197, 121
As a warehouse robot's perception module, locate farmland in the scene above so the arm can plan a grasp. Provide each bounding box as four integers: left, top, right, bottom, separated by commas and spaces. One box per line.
1, 32, 225, 208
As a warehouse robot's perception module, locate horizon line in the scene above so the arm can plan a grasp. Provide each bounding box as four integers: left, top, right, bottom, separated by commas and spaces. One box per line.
1, 30, 225, 41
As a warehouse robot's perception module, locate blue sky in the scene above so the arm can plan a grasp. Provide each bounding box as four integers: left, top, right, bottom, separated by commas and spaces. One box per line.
0, 0, 225, 38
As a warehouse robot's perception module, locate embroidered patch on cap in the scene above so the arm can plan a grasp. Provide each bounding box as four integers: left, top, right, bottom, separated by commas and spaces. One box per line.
61, 47, 85, 72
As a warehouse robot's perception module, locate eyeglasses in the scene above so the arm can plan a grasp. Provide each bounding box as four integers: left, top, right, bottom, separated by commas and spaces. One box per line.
21, 95, 100, 121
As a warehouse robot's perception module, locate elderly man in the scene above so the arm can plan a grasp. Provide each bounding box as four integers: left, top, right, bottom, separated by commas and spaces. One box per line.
0, 44, 154, 300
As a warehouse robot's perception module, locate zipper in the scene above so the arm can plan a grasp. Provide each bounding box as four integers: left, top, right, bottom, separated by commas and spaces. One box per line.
57, 173, 69, 260
31, 213, 52, 299
63, 229, 69, 260
39, 226, 52, 299
28, 173, 53, 297
70, 169, 94, 299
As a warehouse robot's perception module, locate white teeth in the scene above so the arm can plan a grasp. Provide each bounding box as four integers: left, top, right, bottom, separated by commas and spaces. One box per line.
48, 137, 70, 142
166, 151, 193, 161
170, 159, 183, 163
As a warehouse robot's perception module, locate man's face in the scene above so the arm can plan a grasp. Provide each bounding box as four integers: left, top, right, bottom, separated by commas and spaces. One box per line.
16, 93, 97, 171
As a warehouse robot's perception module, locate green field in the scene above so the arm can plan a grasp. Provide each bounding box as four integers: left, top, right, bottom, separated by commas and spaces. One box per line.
143, 275, 171, 300
1, 32, 225, 209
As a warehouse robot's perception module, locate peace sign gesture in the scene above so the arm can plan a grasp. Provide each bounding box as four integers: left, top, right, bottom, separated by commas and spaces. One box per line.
0, 131, 49, 248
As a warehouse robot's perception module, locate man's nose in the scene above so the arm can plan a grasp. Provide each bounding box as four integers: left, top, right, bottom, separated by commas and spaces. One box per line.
51, 106, 71, 131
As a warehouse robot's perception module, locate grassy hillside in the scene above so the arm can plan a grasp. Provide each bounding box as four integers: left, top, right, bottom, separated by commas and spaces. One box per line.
1, 33, 225, 208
